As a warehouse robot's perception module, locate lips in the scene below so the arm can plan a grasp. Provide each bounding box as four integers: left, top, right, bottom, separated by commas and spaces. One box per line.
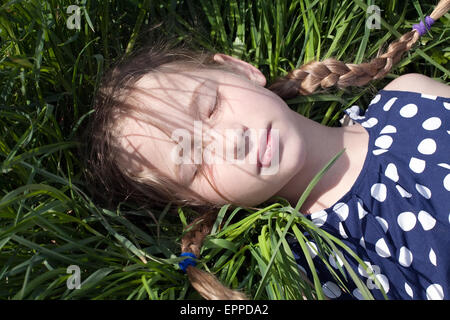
258, 123, 272, 168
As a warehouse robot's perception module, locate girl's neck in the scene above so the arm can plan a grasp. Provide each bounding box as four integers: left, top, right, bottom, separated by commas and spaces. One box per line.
276, 111, 369, 214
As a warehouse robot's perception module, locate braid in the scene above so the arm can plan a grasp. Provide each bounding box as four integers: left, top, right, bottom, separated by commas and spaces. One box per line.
269, 0, 450, 99
268, 31, 419, 98
181, 212, 248, 300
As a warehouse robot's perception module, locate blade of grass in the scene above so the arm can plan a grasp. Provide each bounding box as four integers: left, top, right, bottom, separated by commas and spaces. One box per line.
254, 149, 345, 299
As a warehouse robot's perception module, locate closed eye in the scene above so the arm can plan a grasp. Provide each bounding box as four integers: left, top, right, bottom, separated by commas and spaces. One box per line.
208, 88, 221, 119
193, 87, 220, 181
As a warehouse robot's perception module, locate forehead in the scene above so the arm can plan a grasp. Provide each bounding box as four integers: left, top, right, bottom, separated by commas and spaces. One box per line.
131, 69, 219, 127
134, 68, 217, 104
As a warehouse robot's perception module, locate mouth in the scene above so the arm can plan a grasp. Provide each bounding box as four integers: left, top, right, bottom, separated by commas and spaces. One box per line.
257, 122, 273, 169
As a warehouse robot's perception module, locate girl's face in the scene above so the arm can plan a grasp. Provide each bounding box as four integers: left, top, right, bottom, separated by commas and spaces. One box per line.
117, 56, 306, 207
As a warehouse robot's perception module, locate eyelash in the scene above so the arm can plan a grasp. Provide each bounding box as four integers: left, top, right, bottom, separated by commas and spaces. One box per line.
194, 91, 220, 179
208, 89, 220, 119
193, 163, 211, 179
193, 165, 201, 179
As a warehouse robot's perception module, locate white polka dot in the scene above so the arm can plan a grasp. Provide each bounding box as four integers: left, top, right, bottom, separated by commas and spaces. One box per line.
416, 183, 432, 199
444, 174, 450, 191
383, 97, 397, 111
385, 163, 399, 182
361, 117, 378, 128
422, 117, 442, 130
369, 94, 381, 105
409, 157, 426, 174
359, 236, 366, 248
397, 211, 416, 231
438, 163, 450, 170
426, 284, 444, 300
399, 103, 418, 118
418, 210, 436, 231
444, 102, 450, 110
357, 199, 368, 219
333, 203, 349, 221
379, 125, 397, 134
358, 261, 373, 278
372, 149, 388, 156
421, 93, 437, 100
375, 135, 393, 149
405, 282, 414, 298
352, 288, 364, 300
398, 246, 413, 267
306, 241, 318, 259
396, 185, 412, 198
329, 251, 344, 269
338, 222, 348, 239
429, 248, 437, 266
364, 266, 389, 293
371, 183, 387, 202
375, 238, 391, 258
310, 210, 327, 227
376, 274, 390, 293
322, 281, 341, 298
375, 216, 389, 233
417, 138, 436, 155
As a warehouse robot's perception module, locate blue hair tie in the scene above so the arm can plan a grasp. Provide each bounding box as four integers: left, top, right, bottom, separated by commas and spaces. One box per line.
412, 16, 435, 36
178, 252, 197, 273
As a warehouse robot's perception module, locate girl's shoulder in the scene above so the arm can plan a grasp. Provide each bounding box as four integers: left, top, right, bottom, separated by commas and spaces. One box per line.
382, 73, 450, 99
340, 78, 449, 127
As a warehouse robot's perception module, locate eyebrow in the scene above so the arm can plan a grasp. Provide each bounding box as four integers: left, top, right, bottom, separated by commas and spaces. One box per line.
174, 80, 207, 185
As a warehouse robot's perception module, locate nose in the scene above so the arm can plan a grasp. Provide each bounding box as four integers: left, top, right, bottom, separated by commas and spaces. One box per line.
227, 125, 252, 161
202, 124, 252, 161
239, 126, 253, 160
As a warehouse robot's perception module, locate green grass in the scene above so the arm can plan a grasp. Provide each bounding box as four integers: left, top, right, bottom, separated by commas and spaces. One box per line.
0, 0, 449, 300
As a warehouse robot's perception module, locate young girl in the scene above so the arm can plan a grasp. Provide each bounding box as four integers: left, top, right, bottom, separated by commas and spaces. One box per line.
87, 1, 450, 300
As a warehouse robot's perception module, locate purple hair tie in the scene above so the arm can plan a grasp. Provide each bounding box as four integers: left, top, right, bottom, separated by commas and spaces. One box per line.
412, 16, 435, 36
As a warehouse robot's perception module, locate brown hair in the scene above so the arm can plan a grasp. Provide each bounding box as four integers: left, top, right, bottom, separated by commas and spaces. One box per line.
87, 0, 449, 300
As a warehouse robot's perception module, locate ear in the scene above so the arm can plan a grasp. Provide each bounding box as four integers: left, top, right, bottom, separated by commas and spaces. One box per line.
213, 53, 266, 87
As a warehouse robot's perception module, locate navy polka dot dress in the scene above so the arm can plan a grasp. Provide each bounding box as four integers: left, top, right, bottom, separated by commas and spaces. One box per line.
289, 89, 450, 300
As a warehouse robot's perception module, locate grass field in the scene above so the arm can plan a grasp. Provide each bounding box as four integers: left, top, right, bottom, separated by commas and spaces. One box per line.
0, 0, 449, 300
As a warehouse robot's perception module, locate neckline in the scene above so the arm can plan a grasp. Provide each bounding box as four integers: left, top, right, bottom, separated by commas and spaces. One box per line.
379, 89, 450, 101
305, 121, 373, 217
